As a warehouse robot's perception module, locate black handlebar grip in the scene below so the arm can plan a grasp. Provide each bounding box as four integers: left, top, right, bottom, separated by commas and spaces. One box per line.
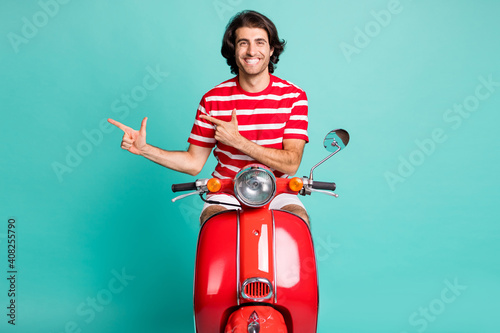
171, 182, 197, 192
312, 181, 336, 191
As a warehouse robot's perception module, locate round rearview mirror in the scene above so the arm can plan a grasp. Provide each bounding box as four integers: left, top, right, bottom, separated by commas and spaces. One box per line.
323, 129, 350, 152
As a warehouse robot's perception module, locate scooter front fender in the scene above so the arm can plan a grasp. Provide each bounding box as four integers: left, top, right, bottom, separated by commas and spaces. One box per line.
225, 305, 287, 333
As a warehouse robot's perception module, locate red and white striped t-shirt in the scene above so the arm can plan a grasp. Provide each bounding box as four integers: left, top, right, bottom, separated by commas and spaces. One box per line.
188, 75, 309, 179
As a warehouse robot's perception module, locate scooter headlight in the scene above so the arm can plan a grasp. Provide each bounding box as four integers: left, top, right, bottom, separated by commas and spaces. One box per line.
234, 165, 276, 207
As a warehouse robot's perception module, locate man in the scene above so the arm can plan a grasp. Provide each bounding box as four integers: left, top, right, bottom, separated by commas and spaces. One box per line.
108, 10, 309, 223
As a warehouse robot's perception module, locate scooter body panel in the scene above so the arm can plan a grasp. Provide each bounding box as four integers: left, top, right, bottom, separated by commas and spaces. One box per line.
273, 210, 319, 332
194, 208, 318, 332
194, 210, 238, 333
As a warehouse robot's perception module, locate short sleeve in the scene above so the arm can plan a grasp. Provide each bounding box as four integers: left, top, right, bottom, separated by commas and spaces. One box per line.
283, 90, 309, 142
187, 97, 217, 148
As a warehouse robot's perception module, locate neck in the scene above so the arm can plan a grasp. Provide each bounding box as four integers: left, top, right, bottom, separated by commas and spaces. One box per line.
238, 72, 271, 93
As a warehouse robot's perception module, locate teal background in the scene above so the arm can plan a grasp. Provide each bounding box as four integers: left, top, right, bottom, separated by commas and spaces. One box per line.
1, 0, 499, 332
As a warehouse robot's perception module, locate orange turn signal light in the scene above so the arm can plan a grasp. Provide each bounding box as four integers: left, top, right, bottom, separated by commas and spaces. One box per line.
288, 177, 303, 192
207, 178, 222, 192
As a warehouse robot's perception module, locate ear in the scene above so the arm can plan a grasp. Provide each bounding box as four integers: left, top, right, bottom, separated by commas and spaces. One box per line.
270, 47, 274, 57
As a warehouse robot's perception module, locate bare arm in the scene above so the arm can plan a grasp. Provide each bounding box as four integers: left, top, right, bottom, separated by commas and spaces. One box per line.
108, 118, 212, 176
141, 143, 212, 176
235, 138, 305, 175
200, 110, 305, 175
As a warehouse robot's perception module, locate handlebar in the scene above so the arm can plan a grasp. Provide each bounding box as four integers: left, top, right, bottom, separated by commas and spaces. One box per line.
171, 182, 197, 192
171, 178, 337, 200
311, 181, 336, 191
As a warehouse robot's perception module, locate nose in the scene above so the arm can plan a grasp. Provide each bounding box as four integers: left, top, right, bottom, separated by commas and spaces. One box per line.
247, 42, 257, 56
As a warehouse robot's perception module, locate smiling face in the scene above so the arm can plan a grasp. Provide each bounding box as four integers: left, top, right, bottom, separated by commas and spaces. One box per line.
234, 26, 274, 79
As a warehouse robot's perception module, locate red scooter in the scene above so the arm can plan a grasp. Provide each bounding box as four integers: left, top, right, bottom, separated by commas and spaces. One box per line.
171, 129, 350, 333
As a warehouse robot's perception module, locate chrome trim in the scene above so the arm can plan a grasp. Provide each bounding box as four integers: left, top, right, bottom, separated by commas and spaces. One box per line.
309, 146, 341, 181
241, 277, 273, 301
233, 166, 277, 207
236, 210, 240, 306
247, 311, 260, 333
272, 210, 277, 304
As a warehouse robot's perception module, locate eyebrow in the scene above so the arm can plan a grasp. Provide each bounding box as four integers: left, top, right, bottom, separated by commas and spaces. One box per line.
236, 37, 268, 44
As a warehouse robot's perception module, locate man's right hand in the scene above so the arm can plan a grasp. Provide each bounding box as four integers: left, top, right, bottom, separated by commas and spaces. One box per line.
108, 117, 148, 155
107, 117, 212, 176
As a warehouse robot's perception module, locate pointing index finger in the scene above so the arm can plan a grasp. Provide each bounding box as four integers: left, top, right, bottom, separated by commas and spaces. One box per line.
108, 118, 131, 132
199, 114, 222, 126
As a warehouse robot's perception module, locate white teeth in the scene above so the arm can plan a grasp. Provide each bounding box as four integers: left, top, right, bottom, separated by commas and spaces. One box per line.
245, 58, 259, 64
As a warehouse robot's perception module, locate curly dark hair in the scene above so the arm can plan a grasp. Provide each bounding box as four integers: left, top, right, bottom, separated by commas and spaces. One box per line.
221, 10, 286, 75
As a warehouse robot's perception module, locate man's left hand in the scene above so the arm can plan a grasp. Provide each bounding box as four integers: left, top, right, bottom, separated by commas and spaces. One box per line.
200, 109, 243, 148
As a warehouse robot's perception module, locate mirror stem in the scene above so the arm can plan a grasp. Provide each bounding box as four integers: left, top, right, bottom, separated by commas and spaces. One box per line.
309, 144, 341, 181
